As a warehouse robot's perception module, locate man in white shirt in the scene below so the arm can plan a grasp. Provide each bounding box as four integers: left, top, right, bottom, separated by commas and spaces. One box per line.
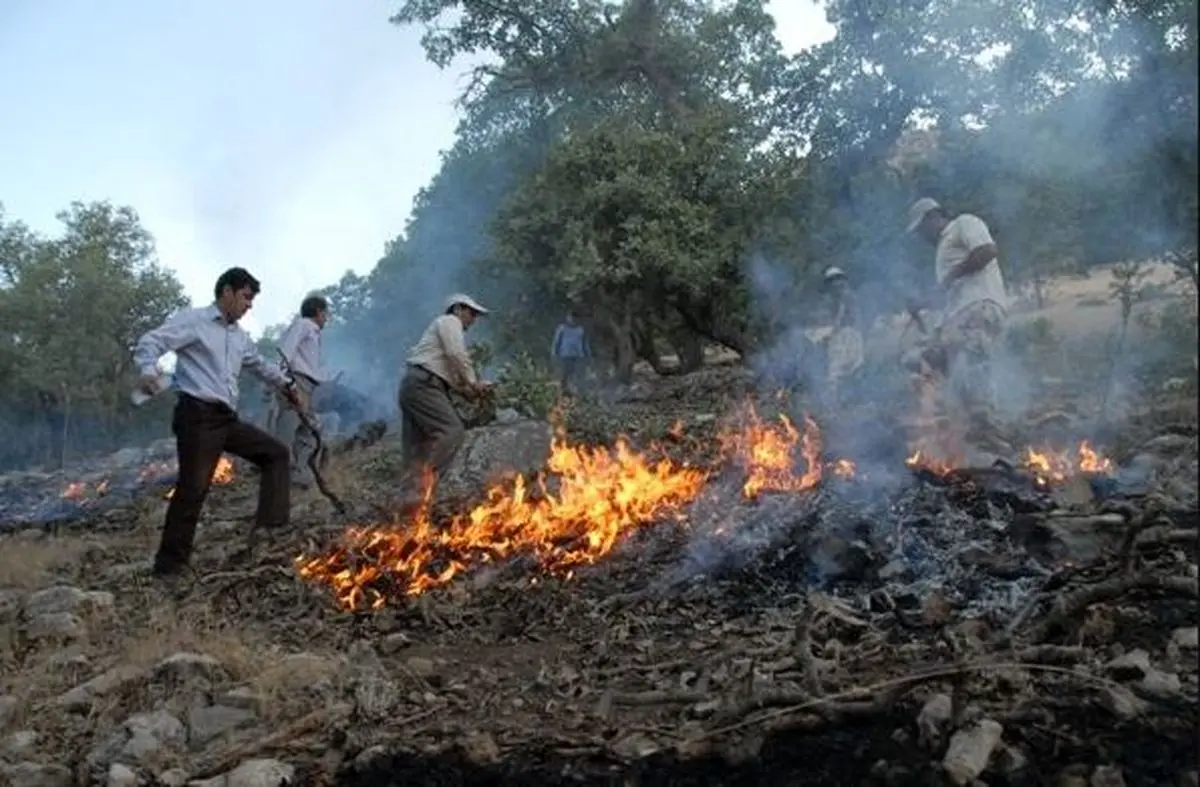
907, 197, 1010, 451
134, 267, 299, 579
274, 294, 330, 489
396, 293, 493, 506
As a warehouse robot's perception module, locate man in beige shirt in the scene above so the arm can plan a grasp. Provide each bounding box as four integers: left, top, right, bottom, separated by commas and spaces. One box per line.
907, 197, 1011, 453
396, 293, 493, 505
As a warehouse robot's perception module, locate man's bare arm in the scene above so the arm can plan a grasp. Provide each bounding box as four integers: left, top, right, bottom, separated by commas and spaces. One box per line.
943, 243, 998, 284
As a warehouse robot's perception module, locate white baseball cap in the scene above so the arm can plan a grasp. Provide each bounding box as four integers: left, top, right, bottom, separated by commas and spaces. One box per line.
823, 266, 847, 280
444, 293, 490, 315
906, 197, 941, 233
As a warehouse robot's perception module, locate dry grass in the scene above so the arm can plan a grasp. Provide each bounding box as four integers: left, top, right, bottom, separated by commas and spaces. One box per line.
0, 535, 88, 588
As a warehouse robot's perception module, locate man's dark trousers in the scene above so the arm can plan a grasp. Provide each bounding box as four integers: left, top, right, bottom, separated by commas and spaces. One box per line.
155, 394, 291, 574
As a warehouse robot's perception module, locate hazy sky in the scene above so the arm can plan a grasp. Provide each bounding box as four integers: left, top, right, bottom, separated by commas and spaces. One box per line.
0, 1, 833, 335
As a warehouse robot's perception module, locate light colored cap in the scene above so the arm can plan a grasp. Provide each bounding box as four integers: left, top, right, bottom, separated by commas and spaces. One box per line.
823, 266, 847, 280
906, 197, 941, 233
444, 292, 489, 315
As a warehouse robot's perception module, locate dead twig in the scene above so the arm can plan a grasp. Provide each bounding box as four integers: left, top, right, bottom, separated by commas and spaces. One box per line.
1028, 573, 1199, 642
695, 660, 1131, 741
192, 706, 344, 779
794, 594, 821, 696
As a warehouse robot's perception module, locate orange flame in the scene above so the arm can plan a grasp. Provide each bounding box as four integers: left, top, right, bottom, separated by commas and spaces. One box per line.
164, 455, 236, 500
719, 405, 825, 498
905, 450, 960, 477
1021, 441, 1114, 486
296, 431, 708, 610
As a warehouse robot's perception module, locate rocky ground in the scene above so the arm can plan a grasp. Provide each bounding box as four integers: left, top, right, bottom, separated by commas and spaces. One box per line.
0, 363, 1197, 787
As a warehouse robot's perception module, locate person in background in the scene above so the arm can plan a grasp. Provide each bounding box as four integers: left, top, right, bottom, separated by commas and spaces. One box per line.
906, 197, 1011, 453
133, 267, 298, 582
396, 293, 493, 507
274, 294, 331, 489
819, 266, 864, 406
551, 310, 590, 396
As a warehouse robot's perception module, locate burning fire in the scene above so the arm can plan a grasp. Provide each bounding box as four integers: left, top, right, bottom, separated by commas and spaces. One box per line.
296, 432, 708, 610
1021, 441, 1114, 485
905, 450, 960, 477
165, 456, 235, 499
718, 405, 854, 497
298, 404, 860, 609
906, 441, 1114, 486
60, 456, 236, 503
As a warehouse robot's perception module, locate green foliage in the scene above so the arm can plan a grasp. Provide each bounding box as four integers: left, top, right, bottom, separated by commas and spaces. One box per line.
493, 352, 558, 419
0, 201, 189, 468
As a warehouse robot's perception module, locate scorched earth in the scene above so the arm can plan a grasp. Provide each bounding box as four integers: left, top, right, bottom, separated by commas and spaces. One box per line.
0, 365, 1196, 786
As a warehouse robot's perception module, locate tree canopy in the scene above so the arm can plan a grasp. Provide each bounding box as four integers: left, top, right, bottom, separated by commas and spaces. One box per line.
1, 0, 1195, 466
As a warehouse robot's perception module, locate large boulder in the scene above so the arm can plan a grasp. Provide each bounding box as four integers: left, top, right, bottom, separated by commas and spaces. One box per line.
434, 420, 554, 509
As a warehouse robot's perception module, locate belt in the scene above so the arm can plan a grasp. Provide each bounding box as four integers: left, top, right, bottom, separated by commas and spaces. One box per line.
407, 364, 449, 389
177, 392, 236, 416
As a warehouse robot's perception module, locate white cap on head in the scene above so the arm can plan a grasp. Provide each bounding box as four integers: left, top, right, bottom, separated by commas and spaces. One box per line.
823, 266, 847, 281
906, 197, 941, 233
444, 293, 489, 315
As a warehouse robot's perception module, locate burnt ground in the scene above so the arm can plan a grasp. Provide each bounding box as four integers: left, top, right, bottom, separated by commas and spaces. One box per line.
0, 363, 1197, 787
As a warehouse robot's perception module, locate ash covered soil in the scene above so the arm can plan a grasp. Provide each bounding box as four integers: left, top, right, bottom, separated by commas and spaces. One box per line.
1, 365, 1197, 787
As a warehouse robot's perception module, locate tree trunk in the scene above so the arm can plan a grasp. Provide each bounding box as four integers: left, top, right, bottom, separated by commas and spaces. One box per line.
634, 320, 677, 376
59, 384, 71, 469
671, 329, 705, 374
606, 304, 638, 384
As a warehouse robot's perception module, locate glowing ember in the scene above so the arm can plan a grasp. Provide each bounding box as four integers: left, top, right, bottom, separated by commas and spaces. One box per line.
1021, 441, 1114, 485
718, 404, 852, 498
59, 479, 110, 500
296, 432, 708, 610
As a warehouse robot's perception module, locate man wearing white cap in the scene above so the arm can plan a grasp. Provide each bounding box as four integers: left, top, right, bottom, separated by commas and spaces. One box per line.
396, 293, 493, 504
906, 197, 1010, 450
818, 266, 863, 404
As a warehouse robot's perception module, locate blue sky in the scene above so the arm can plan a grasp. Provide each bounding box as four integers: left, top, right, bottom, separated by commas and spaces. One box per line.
0, 0, 832, 335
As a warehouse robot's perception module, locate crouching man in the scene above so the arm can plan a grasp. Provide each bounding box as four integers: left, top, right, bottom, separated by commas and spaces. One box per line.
134, 267, 299, 580
395, 293, 493, 507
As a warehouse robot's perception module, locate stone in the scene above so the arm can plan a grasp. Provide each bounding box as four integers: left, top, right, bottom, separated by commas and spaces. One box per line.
610, 731, 658, 761
107, 763, 140, 787
403, 656, 437, 679
0, 589, 23, 625
1091, 765, 1126, 787
352, 745, 389, 771
24, 612, 84, 642
0, 694, 17, 730
1, 761, 74, 787
216, 686, 265, 714
186, 705, 258, 748
158, 768, 190, 787
916, 693, 952, 749
434, 420, 553, 508
942, 719, 1004, 786
153, 652, 227, 684
89, 710, 185, 770
1140, 669, 1183, 698
1171, 627, 1198, 650
1099, 685, 1147, 719
1, 730, 39, 759
55, 665, 147, 710
22, 585, 114, 618
191, 758, 295, 787
1105, 649, 1152, 680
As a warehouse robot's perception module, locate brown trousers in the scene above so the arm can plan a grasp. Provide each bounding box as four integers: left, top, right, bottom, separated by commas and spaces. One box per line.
397, 366, 465, 502
155, 394, 290, 573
